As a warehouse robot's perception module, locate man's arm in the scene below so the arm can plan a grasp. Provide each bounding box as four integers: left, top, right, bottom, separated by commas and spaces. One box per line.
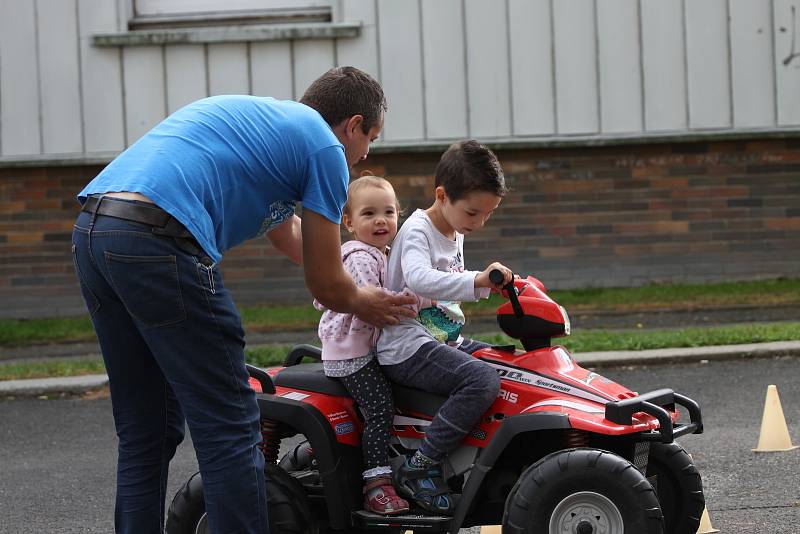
266, 214, 303, 264
301, 209, 415, 327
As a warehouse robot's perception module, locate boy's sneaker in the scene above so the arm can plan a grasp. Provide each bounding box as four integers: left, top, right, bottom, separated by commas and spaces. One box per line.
363, 476, 410, 515
393, 457, 458, 515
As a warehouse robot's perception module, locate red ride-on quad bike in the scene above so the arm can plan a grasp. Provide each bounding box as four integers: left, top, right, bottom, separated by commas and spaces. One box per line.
166, 271, 705, 534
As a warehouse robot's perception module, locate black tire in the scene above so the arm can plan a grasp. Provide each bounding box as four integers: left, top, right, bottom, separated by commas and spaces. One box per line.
165, 463, 317, 534
646, 442, 704, 534
503, 448, 664, 534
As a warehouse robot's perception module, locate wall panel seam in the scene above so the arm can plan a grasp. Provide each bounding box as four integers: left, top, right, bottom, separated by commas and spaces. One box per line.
35, 0, 44, 153
290, 40, 296, 101
419, 0, 428, 140
161, 45, 168, 116
637, 0, 645, 131
247, 42, 253, 94
462, 0, 470, 138
505, 0, 514, 136
725, 0, 734, 127
593, 0, 601, 133
770, 0, 778, 124
549, 0, 558, 134
75, 0, 86, 153
681, 0, 690, 128
0, 14, 3, 156
119, 47, 128, 146
374, 0, 384, 142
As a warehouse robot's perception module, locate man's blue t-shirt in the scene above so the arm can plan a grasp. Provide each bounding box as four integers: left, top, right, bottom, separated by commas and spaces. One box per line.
78, 95, 350, 263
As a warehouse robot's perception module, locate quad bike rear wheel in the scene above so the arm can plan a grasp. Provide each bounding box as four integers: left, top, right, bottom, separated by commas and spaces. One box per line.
646, 442, 704, 534
165, 462, 317, 534
502, 448, 664, 534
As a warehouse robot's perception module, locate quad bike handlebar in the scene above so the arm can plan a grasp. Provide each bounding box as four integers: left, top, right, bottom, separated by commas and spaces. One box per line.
489, 268, 524, 317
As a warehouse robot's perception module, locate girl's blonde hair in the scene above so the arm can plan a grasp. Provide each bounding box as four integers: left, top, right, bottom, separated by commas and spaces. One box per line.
342, 175, 400, 216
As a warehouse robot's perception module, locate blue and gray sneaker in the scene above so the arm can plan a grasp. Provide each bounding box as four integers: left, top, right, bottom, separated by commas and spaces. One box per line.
393, 456, 458, 515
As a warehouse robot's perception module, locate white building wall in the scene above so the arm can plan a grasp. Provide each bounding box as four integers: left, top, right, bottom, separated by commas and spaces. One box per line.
1, 0, 799, 162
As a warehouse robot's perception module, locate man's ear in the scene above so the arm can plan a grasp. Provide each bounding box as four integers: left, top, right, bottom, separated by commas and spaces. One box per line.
344, 115, 365, 138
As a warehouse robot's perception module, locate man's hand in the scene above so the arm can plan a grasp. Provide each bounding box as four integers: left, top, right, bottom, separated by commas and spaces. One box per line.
475, 262, 513, 290
302, 210, 415, 325
353, 286, 417, 328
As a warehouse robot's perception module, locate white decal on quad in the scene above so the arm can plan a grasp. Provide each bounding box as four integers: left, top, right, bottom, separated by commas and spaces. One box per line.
582, 372, 599, 385
281, 391, 310, 401
498, 389, 518, 403
526, 399, 604, 414
484, 362, 609, 404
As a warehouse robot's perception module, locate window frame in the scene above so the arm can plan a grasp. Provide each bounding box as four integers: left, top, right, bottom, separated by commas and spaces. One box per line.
95, 0, 353, 47
129, 0, 334, 30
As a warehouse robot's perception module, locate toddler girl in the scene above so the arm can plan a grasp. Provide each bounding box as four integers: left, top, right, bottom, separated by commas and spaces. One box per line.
315, 175, 410, 515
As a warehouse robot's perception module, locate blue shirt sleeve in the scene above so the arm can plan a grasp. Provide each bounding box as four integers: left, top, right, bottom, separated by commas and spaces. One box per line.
301, 145, 349, 224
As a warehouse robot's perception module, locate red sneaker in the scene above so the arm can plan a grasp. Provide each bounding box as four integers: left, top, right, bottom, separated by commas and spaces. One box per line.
363, 476, 410, 515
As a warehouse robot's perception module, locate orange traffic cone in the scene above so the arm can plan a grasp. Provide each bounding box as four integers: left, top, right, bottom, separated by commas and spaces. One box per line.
752, 385, 799, 452
696, 505, 719, 533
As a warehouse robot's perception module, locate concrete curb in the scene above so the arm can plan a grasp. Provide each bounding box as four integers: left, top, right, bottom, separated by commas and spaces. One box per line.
0, 374, 108, 397
574, 340, 800, 367
3, 340, 800, 398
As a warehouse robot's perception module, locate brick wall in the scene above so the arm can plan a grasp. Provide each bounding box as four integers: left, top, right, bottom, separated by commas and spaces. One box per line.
2, 137, 799, 318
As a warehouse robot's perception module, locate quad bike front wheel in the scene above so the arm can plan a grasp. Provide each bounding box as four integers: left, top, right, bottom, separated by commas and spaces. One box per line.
646, 442, 704, 534
503, 448, 664, 534
165, 462, 317, 534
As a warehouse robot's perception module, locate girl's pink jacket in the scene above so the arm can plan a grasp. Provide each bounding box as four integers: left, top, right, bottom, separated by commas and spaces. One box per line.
314, 240, 423, 361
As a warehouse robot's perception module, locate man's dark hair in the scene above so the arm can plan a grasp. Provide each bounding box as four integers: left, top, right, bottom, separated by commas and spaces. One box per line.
300, 66, 386, 133
434, 140, 507, 201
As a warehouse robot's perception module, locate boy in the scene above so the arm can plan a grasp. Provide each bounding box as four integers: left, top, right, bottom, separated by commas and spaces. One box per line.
377, 140, 512, 514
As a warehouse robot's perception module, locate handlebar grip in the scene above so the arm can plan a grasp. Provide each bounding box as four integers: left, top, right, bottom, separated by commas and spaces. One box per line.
490, 268, 525, 318
489, 269, 505, 285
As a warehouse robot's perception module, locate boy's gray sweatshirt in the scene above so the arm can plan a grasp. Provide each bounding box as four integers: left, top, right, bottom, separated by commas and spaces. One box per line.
377, 209, 490, 365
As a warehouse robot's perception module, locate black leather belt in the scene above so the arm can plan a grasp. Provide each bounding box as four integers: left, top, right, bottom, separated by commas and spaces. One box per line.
82, 195, 206, 257
82, 195, 172, 227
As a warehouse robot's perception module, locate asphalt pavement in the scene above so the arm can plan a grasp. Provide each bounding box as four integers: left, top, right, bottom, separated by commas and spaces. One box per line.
2, 356, 799, 533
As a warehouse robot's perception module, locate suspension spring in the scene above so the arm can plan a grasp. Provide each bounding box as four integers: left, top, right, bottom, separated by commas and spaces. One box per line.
563, 429, 589, 448
259, 418, 281, 464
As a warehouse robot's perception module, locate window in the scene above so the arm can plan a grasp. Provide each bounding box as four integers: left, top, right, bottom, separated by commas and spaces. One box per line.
131, 0, 332, 29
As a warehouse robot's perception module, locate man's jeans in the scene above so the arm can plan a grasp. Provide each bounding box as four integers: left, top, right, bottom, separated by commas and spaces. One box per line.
72, 210, 268, 534
382, 339, 500, 461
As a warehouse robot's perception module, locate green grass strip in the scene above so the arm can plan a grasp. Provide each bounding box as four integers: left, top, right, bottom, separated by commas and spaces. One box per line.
2, 278, 798, 347
0, 358, 108, 381
0, 317, 97, 347
461, 277, 800, 316
239, 305, 322, 331
2, 322, 798, 381
473, 321, 800, 353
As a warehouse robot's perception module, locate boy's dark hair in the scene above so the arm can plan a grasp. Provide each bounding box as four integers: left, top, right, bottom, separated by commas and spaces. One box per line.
434, 140, 507, 201
300, 66, 387, 134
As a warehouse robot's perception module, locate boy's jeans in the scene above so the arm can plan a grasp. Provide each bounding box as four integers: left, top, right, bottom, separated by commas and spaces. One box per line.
382, 339, 500, 460
71, 210, 268, 534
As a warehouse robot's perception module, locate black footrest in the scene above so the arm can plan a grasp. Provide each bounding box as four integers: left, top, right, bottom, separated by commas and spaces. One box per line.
352, 510, 453, 531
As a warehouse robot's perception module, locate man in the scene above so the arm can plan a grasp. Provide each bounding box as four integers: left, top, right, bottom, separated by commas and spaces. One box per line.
71, 66, 414, 534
